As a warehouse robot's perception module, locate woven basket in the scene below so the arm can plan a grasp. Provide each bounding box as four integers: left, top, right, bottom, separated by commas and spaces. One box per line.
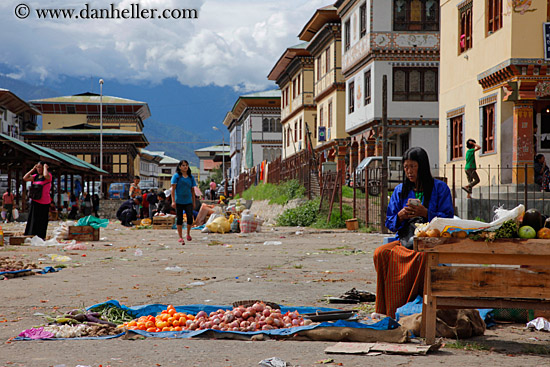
232, 300, 280, 309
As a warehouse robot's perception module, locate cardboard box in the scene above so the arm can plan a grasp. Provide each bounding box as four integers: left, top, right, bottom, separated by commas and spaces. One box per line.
67, 226, 100, 241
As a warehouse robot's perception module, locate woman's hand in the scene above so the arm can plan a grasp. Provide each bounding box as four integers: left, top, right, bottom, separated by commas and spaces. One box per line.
171, 201, 176, 209
399, 204, 428, 221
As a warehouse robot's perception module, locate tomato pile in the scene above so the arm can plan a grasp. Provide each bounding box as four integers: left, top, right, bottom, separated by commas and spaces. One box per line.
120, 302, 312, 333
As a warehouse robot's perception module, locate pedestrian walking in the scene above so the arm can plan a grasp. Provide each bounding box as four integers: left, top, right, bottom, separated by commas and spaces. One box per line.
462, 139, 481, 199
534, 154, 550, 192
92, 193, 100, 217
23, 161, 52, 240
171, 160, 197, 245
209, 179, 217, 200
2, 189, 15, 223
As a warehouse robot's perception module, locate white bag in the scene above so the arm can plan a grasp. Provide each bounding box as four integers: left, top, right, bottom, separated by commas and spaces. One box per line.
12, 208, 19, 220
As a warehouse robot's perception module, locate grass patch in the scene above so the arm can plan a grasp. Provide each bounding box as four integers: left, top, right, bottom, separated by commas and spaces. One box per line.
444, 341, 490, 351
240, 180, 305, 205
341, 186, 366, 199
277, 199, 320, 227
311, 204, 354, 229
522, 345, 550, 355
319, 246, 352, 251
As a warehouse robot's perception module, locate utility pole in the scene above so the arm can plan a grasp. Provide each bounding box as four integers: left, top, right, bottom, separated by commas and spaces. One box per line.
381, 75, 388, 234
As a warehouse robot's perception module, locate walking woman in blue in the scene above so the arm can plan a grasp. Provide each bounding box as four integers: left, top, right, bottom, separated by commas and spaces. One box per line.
171, 160, 197, 245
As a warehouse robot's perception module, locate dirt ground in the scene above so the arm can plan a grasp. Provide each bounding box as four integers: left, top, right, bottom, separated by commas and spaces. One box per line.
1, 215, 549, 367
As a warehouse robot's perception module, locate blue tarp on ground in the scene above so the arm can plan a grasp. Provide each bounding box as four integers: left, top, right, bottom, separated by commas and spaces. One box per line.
16, 300, 399, 340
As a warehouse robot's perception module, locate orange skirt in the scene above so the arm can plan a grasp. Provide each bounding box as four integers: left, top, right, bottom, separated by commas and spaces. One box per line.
373, 240, 426, 318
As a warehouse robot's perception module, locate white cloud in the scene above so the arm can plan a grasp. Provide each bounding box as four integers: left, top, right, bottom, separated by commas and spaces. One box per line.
0, 0, 330, 90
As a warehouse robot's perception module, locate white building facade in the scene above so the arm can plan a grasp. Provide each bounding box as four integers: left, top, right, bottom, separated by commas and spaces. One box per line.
336, 0, 440, 168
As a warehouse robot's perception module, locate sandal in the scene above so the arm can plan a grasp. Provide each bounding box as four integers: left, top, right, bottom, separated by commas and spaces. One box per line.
186, 235, 192, 241
178, 238, 185, 245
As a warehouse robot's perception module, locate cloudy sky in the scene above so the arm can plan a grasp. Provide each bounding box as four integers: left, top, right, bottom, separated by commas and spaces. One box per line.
1, 0, 329, 91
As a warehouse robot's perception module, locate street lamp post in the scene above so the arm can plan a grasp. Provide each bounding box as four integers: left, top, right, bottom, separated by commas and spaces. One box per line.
99, 79, 104, 197
212, 126, 225, 195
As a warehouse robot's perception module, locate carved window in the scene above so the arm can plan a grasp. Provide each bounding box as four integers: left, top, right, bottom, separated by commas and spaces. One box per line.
348, 81, 355, 113
360, 3, 367, 38
487, 0, 502, 35
364, 70, 371, 105
482, 103, 495, 153
393, 0, 439, 31
451, 115, 463, 160
459, 1, 473, 53
392, 67, 438, 101
262, 118, 270, 132
344, 19, 351, 51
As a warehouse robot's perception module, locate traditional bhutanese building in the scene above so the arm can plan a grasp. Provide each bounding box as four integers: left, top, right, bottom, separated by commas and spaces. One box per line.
440, 0, 550, 185
222, 90, 281, 180
298, 5, 348, 175
268, 43, 315, 160
25, 92, 149, 195
335, 0, 440, 167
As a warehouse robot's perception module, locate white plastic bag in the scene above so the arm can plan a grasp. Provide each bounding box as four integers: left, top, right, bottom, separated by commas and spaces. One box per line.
12, 208, 19, 220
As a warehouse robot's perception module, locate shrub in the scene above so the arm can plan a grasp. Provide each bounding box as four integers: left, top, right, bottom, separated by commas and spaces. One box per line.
277, 199, 319, 227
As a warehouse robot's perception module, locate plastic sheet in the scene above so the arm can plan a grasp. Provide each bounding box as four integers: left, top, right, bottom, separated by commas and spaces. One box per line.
76, 215, 109, 229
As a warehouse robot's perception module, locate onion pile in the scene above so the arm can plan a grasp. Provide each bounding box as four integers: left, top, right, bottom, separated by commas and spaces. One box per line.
121, 302, 312, 333
189, 302, 312, 332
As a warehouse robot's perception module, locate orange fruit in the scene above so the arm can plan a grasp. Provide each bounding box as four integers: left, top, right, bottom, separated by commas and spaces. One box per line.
167, 317, 175, 325
137, 323, 147, 331
174, 326, 182, 331
162, 326, 170, 332
187, 314, 195, 320
160, 314, 169, 322
146, 327, 157, 332
145, 321, 155, 328
168, 309, 176, 317
128, 320, 137, 327
178, 316, 187, 325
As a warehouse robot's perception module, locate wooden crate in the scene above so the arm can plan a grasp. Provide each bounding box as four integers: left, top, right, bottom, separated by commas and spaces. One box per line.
153, 216, 175, 225
67, 226, 100, 241
8, 236, 33, 246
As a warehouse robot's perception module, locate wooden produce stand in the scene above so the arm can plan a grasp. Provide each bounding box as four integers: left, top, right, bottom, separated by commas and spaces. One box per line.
414, 237, 550, 344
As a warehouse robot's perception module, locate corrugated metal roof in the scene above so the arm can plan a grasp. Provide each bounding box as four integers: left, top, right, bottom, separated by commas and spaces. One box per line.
194, 144, 229, 153
30, 94, 146, 105
31, 144, 108, 174
22, 129, 145, 136
241, 89, 281, 98
0, 133, 59, 161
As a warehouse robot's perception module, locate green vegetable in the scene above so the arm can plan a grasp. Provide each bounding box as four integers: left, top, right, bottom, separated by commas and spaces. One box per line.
88, 304, 136, 325
494, 220, 518, 239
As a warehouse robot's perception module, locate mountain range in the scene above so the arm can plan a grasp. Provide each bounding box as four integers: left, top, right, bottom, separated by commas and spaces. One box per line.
0, 70, 248, 166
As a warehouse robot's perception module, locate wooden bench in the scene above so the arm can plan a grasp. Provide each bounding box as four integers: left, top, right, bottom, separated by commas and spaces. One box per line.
414, 237, 550, 344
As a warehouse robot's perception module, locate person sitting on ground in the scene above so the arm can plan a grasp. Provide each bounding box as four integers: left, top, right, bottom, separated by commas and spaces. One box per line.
534, 154, 550, 192
373, 147, 454, 318
116, 196, 142, 227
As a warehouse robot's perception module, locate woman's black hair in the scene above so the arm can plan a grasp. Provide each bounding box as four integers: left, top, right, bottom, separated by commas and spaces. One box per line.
400, 147, 434, 207
176, 160, 192, 176
466, 139, 475, 149
535, 154, 544, 162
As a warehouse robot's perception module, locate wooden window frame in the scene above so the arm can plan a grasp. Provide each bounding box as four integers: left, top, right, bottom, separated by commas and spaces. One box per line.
344, 19, 351, 51
392, 67, 438, 102
459, 2, 473, 53
348, 81, 355, 113
393, 0, 439, 31
451, 115, 463, 160
482, 103, 495, 153
319, 106, 324, 127
325, 48, 330, 74
328, 101, 333, 128
364, 69, 371, 105
487, 0, 502, 35
360, 3, 367, 38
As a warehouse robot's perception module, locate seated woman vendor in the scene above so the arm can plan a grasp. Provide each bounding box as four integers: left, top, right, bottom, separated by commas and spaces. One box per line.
374, 147, 454, 318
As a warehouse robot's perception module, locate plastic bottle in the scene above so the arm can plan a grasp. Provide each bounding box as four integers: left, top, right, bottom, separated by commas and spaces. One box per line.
0, 226, 3, 246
